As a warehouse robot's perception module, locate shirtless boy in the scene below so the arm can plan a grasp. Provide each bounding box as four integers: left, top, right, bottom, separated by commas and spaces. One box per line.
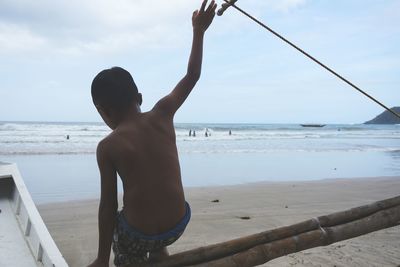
87, 1, 217, 266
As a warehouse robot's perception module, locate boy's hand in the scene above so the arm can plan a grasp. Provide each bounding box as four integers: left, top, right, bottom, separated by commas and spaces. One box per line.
192, 0, 217, 33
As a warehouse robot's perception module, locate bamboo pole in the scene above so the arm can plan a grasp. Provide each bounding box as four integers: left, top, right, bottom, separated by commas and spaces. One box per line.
318, 195, 400, 226
136, 196, 400, 267
191, 205, 400, 267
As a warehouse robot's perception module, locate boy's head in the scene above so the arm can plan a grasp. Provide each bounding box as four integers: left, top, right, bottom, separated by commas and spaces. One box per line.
91, 67, 142, 128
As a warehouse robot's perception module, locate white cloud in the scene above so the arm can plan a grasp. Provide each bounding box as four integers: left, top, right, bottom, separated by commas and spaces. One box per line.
0, 0, 309, 57
0, 22, 48, 53
0, 0, 199, 56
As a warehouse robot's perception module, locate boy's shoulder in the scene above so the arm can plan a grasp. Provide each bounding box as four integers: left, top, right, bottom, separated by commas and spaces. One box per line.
97, 131, 119, 156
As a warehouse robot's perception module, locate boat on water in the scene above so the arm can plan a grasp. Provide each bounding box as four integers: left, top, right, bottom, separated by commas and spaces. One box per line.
300, 124, 326, 128
0, 163, 68, 267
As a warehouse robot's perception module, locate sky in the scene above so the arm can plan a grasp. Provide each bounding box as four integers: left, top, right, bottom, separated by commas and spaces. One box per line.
0, 0, 399, 124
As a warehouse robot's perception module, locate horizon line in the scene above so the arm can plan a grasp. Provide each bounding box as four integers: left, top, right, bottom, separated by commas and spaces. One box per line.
0, 120, 367, 125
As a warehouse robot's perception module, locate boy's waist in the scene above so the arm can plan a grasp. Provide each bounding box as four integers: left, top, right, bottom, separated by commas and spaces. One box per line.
118, 201, 191, 240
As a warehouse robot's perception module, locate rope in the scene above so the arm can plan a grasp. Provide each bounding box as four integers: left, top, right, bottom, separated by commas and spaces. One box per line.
312, 217, 328, 238
219, 0, 400, 120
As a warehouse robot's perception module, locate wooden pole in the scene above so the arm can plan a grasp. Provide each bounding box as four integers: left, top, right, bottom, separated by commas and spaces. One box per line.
136, 196, 400, 267
191, 205, 400, 267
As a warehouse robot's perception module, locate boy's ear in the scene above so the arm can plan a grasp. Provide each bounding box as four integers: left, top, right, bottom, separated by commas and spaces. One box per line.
137, 93, 143, 106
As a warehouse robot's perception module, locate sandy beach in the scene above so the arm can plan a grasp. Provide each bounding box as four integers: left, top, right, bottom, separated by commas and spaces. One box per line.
38, 177, 400, 267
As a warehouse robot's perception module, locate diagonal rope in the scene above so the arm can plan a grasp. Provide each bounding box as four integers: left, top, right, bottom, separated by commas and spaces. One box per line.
220, 0, 400, 120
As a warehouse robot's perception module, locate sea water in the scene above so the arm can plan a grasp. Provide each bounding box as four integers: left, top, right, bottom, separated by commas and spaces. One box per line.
1, 121, 399, 203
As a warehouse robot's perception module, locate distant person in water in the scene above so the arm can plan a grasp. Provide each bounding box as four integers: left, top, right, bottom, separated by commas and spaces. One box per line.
66, 135, 70, 140
193, 130, 196, 137
229, 130, 232, 135
205, 128, 211, 137
189, 129, 192, 137
87, 1, 217, 266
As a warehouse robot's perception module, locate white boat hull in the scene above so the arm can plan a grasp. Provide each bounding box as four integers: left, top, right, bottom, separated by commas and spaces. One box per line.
0, 163, 68, 267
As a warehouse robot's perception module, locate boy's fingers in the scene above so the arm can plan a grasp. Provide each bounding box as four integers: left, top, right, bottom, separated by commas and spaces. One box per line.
206, 3, 217, 20
200, 0, 208, 13
206, 0, 215, 13
211, 2, 217, 13
212, 5, 217, 15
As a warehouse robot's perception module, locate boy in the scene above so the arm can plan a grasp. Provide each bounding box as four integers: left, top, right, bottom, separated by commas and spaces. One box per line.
88, 1, 217, 266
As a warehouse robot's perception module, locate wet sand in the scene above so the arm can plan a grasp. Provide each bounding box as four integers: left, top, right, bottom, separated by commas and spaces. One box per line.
38, 177, 400, 267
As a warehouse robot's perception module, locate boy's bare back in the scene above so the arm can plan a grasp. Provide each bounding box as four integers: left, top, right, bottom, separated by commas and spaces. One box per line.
101, 110, 186, 234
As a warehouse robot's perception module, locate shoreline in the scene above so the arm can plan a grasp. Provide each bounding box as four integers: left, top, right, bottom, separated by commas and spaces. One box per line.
37, 175, 400, 205
5, 148, 400, 204
38, 176, 400, 266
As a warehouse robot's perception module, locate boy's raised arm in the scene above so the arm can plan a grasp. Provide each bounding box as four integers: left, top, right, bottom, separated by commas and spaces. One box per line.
153, 0, 217, 116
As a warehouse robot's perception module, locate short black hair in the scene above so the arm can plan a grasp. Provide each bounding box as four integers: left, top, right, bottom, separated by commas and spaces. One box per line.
91, 67, 138, 113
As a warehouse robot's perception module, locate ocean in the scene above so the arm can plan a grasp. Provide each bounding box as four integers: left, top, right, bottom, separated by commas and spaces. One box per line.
1, 121, 399, 203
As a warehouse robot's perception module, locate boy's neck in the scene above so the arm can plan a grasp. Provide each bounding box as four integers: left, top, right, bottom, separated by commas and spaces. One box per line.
116, 104, 142, 126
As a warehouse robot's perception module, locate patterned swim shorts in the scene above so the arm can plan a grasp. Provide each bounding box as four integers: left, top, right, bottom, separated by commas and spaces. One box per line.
112, 202, 191, 266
